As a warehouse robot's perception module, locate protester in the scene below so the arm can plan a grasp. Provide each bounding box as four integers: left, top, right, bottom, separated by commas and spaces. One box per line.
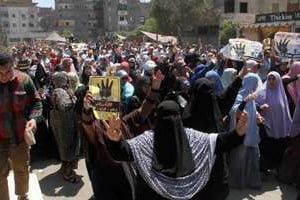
79, 70, 163, 200
0, 52, 42, 200
103, 100, 249, 200
221, 68, 237, 89
228, 73, 262, 190
49, 71, 81, 183
256, 71, 292, 172
181, 65, 246, 200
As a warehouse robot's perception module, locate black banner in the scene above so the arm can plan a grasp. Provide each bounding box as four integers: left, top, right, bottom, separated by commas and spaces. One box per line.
256, 11, 300, 23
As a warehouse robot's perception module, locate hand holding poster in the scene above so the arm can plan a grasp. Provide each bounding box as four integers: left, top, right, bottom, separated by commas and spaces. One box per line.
274, 32, 300, 59
89, 76, 120, 120
220, 38, 263, 61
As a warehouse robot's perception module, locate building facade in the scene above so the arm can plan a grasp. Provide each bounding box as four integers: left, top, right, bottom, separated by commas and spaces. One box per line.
103, 0, 150, 34
214, 0, 300, 41
55, 0, 151, 39
0, 0, 32, 7
55, 0, 104, 41
0, 0, 47, 44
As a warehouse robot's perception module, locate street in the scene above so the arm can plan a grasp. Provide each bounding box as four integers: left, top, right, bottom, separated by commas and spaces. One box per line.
8, 158, 297, 200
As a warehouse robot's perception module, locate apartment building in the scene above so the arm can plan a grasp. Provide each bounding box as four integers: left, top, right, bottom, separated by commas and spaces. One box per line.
0, 0, 47, 43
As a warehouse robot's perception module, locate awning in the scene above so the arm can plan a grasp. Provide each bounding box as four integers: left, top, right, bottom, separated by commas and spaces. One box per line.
141, 31, 178, 44
115, 34, 127, 40
241, 21, 294, 29
45, 31, 67, 42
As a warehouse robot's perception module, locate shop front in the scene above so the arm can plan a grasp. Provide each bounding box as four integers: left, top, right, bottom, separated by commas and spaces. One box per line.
241, 11, 300, 41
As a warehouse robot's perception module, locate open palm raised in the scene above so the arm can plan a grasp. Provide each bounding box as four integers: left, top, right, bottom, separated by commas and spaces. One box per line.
102, 115, 122, 142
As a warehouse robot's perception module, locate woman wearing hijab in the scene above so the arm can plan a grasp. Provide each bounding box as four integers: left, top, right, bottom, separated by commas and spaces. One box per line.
78, 71, 164, 200
282, 61, 300, 114
182, 66, 247, 200
221, 68, 237, 89
205, 70, 224, 93
278, 94, 300, 186
80, 65, 90, 85
256, 71, 292, 171
50, 71, 81, 183
103, 100, 248, 200
228, 73, 262, 190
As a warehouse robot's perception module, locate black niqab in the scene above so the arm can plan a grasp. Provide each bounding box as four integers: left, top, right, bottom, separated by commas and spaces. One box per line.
152, 100, 195, 178
183, 78, 223, 132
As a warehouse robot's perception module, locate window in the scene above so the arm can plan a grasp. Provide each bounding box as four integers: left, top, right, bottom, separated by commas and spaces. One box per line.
240, 2, 248, 13
21, 14, 26, 20
29, 23, 34, 27
12, 23, 17, 27
287, 1, 299, 11
12, 14, 16, 18
65, 22, 70, 26
224, 0, 235, 13
1, 13, 8, 18
30, 14, 35, 19
119, 16, 125, 21
22, 23, 26, 27
3, 22, 9, 28
272, 3, 279, 12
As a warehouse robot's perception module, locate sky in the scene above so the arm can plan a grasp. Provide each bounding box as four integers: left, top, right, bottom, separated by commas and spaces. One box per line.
32, 0, 151, 8
32, 0, 54, 8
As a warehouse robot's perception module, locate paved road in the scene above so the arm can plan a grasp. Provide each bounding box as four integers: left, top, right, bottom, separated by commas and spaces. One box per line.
27, 158, 298, 200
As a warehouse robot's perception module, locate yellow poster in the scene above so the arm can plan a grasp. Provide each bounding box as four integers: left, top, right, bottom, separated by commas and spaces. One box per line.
89, 76, 121, 120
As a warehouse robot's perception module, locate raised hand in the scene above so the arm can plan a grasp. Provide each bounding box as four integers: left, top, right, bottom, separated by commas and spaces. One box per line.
102, 115, 122, 142
151, 69, 164, 90
98, 78, 113, 98
276, 39, 290, 55
235, 112, 248, 136
83, 90, 93, 111
238, 60, 249, 79
256, 113, 265, 124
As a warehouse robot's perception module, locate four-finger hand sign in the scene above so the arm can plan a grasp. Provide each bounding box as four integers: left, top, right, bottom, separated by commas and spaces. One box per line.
233, 43, 246, 59
276, 39, 290, 55
98, 78, 113, 98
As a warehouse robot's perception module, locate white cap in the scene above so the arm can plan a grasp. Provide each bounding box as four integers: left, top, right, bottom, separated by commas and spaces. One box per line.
143, 60, 157, 71
246, 60, 258, 68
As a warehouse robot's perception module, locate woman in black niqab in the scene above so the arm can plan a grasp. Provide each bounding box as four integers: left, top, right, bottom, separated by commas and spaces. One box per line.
152, 100, 195, 177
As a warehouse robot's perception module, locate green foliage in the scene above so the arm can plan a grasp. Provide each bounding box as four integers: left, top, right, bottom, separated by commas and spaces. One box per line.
136, 17, 158, 32
61, 29, 73, 38
219, 19, 239, 46
150, 0, 220, 36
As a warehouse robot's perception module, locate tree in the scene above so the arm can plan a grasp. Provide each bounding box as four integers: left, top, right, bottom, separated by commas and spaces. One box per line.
219, 19, 239, 46
136, 17, 158, 32
61, 29, 73, 38
150, 0, 219, 37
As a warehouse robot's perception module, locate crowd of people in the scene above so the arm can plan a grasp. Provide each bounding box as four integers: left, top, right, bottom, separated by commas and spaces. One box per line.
0, 39, 300, 200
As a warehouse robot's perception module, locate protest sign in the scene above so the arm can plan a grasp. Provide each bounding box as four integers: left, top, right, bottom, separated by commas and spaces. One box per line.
274, 32, 300, 59
89, 76, 121, 120
220, 38, 263, 61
